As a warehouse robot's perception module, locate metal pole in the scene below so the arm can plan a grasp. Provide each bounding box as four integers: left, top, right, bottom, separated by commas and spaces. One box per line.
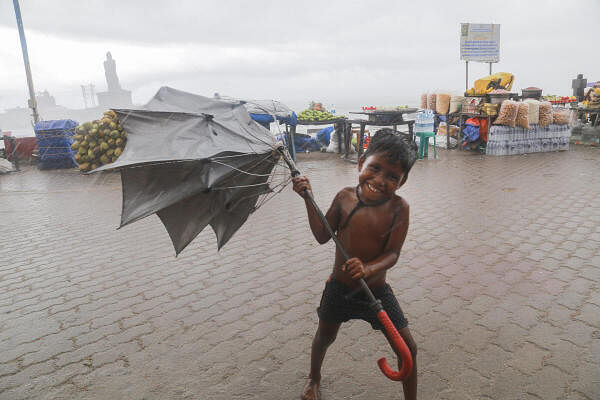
489, 62, 492, 75
465, 61, 469, 93
13, 0, 40, 125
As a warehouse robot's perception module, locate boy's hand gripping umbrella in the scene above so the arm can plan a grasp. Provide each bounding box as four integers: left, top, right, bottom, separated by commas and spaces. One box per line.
278, 147, 413, 381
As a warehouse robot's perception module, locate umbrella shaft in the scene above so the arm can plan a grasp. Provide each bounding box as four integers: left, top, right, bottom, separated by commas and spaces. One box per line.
304, 186, 378, 307
279, 145, 378, 305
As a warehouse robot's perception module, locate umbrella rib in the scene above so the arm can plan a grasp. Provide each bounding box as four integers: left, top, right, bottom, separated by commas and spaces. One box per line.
209, 159, 274, 177
254, 175, 292, 209
209, 153, 265, 160
254, 162, 292, 209
211, 182, 270, 190
210, 152, 279, 190
211, 153, 288, 191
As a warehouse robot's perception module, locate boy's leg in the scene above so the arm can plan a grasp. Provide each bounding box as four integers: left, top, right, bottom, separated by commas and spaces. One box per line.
301, 319, 341, 400
383, 326, 417, 400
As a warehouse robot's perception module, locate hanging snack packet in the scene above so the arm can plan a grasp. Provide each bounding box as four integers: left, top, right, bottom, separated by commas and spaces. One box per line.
436, 93, 451, 114
427, 93, 437, 111
420, 93, 428, 109
538, 102, 553, 127
552, 109, 570, 125
493, 100, 518, 127
515, 102, 530, 129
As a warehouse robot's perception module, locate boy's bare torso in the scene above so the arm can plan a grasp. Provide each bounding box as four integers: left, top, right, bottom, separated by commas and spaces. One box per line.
330, 186, 408, 289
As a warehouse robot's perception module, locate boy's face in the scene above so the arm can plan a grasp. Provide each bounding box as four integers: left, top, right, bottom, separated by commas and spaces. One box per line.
357, 152, 406, 203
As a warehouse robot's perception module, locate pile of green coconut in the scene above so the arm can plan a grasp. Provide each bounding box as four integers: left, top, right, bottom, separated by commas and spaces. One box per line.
71, 110, 126, 172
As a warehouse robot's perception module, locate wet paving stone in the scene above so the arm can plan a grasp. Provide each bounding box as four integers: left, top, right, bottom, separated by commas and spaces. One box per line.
1, 146, 599, 399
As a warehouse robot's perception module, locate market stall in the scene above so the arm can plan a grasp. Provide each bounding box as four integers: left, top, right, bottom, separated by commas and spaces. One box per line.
289, 102, 348, 160
420, 73, 517, 152
215, 95, 298, 158
421, 77, 572, 155
423, 93, 466, 149
570, 85, 600, 144
485, 89, 571, 155
346, 108, 416, 161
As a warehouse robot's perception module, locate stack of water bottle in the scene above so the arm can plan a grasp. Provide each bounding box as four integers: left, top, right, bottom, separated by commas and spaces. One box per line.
415, 110, 435, 133
486, 124, 570, 156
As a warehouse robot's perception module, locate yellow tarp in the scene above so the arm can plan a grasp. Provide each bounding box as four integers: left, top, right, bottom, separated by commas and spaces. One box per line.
466, 72, 514, 95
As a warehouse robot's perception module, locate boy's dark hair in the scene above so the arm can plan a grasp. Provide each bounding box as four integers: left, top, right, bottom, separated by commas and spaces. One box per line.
363, 128, 418, 176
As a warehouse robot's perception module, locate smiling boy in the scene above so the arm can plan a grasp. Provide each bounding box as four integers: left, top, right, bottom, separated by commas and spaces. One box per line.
292, 129, 418, 400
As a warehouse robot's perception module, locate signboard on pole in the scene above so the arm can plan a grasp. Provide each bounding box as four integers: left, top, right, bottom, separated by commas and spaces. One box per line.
460, 23, 500, 63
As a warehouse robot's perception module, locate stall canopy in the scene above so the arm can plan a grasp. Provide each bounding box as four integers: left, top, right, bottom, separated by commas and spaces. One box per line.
144, 87, 297, 126
218, 96, 297, 126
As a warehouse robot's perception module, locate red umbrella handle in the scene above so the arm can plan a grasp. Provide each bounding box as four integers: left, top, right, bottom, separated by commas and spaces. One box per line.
376, 310, 413, 381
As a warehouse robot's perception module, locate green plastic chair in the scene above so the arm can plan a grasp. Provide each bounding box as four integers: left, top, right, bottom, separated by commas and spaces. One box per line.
416, 132, 437, 159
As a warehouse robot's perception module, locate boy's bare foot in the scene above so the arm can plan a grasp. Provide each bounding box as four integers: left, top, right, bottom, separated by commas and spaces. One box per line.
301, 380, 320, 400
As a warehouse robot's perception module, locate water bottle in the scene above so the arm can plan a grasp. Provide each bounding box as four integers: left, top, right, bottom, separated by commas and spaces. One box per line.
415, 110, 434, 133
490, 141, 497, 156
499, 140, 506, 156
516, 140, 524, 155
330, 104, 336, 115
553, 138, 560, 151
541, 139, 549, 152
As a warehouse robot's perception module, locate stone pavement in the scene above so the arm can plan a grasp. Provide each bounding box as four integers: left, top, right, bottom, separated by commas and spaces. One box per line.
1, 146, 599, 400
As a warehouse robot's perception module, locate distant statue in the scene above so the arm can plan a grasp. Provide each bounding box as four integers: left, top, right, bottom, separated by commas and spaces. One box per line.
103, 52, 121, 92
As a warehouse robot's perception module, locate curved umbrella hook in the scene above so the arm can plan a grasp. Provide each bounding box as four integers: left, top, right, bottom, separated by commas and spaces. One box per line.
278, 145, 413, 381
376, 309, 413, 380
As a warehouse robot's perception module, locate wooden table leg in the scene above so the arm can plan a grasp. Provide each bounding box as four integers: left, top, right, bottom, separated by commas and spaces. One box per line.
345, 122, 351, 159
358, 122, 366, 159
335, 123, 342, 154
446, 113, 450, 150
458, 115, 464, 151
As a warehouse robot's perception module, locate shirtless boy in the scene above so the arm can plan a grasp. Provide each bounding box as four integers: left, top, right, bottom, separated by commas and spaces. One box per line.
292, 129, 418, 400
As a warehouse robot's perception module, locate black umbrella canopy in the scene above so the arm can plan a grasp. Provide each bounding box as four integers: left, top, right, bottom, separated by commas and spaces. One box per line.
93, 87, 286, 254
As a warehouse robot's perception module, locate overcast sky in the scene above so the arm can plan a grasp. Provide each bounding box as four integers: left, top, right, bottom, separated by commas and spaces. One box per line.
1, 0, 599, 114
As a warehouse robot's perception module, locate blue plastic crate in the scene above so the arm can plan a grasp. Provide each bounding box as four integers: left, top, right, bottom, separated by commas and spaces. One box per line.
34, 119, 79, 168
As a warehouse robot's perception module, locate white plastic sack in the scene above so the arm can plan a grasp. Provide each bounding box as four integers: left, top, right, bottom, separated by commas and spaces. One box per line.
326, 131, 339, 153
524, 99, 540, 125
435, 135, 457, 149
0, 158, 14, 174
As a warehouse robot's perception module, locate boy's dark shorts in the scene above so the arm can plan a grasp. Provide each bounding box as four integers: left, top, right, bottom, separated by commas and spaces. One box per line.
317, 278, 408, 331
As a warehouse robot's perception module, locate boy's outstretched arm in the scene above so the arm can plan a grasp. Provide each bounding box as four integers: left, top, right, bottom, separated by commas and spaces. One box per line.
292, 176, 341, 244
343, 201, 410, 281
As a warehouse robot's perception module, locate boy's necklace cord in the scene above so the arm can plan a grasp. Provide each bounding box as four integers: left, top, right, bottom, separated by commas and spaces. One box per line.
339, 185, 390, 231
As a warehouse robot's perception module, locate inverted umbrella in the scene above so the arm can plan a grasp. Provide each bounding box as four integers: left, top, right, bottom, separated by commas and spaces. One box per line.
93, 87, 287, 253
94, 87, 412, 380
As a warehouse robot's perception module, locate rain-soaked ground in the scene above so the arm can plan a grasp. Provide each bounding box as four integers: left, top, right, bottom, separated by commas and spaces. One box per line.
1, 146, 599, 399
